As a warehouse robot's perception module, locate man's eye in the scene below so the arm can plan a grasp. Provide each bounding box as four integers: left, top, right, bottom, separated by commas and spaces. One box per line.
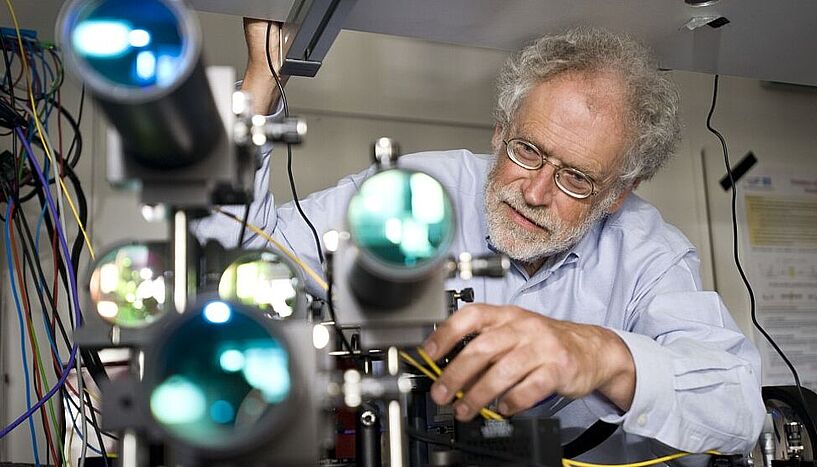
517, 142, 538, 158
566, 172, 584, 182
561, 170, 591, 188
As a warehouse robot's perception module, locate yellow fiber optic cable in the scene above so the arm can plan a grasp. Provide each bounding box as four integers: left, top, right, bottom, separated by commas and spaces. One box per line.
417, 347, 504, 420
562, 450, 721, 467
214, 207, 328, 290
399, 350, 503, 421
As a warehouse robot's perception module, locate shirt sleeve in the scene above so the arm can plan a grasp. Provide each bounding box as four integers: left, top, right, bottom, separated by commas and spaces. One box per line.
582, 251, 765, 455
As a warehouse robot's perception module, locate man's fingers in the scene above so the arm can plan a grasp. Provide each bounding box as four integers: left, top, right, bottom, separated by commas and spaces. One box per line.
430, 325, 519, 406
452, 347, 538, 421
497, 366, 558, 416
423, 304, 508, 360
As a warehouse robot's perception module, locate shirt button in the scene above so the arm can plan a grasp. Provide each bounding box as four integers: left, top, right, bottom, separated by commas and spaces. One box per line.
637, 414, 647, 426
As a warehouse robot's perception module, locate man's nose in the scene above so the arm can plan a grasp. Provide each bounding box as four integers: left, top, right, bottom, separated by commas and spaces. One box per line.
521, 165, 558, 206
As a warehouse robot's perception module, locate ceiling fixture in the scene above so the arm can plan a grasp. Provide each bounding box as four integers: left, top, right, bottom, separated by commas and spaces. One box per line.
685, 0, 721, 6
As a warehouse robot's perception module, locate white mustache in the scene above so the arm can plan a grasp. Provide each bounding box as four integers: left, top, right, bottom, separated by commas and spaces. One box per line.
496, 185, 562, 232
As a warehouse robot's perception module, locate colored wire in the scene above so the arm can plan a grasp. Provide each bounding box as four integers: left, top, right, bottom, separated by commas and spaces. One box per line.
562, 450, 720, 467
399, 349, 503, 421
416, 347, 503, 420
19, 105, 94, 260
9, 206, 63, 463
0, 127, 81, 439
4, 200, 41, 464
65, 395, 104, 458
5, 2, 95, 260
15, 128, 82, 325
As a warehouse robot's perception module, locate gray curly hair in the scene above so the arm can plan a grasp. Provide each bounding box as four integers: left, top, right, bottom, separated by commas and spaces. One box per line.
495, 27, 681, 187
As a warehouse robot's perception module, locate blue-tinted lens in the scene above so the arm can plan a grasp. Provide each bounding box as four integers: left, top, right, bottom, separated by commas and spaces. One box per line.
69, 0, 187, 89
149, 302, 291, 448
347, 170, 455, 268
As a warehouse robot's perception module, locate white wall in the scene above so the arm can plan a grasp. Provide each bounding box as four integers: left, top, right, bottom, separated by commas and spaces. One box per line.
3, 4, 817, 463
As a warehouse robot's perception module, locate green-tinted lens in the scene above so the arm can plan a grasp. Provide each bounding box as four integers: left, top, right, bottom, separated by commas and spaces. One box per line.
69, 0, 186, 89
347, 169, 454, 268
89, 244, 168, 328
149, 301, 291, 448
218, 251, 300, 318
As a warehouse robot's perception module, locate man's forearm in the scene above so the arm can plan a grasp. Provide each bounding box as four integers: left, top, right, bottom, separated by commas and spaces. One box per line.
241, 70, 286, 115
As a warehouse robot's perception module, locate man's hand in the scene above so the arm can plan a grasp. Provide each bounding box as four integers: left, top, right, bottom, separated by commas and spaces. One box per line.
241, 18, 288, 115
422, 304, 636, 421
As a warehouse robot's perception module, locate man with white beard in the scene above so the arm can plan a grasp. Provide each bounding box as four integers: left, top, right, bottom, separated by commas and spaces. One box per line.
195, 20, 765, 461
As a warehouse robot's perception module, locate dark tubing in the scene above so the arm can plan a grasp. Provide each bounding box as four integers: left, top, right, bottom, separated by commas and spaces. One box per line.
98, 60, 224, 169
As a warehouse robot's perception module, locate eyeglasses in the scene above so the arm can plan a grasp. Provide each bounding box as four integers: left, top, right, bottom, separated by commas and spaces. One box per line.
503, 138, 598, 199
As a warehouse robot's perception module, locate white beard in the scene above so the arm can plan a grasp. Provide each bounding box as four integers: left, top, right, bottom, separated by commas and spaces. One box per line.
483, 162, 615, 263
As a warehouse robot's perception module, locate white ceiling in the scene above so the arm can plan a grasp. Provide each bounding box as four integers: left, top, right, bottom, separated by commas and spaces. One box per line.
188, 0, 817, 87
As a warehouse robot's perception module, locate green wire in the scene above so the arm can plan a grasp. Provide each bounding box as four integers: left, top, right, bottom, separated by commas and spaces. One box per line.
25, 309, 67, 465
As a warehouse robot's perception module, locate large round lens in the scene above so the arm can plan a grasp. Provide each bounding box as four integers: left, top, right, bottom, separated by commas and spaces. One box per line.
66, 0, 189, 89
218, 251, 301, 318
149, 301, 292, 449
89, 243, 169, 328
347, 169, 455, 268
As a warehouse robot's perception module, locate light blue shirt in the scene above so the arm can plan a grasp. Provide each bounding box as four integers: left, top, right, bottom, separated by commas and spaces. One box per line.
194, 149, 765, 462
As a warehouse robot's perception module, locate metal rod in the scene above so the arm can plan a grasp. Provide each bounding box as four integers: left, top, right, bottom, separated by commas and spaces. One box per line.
121, 429, 141, 467
388, 400, 406, 467
387, 346, 407, 467
173, 210, 188, 313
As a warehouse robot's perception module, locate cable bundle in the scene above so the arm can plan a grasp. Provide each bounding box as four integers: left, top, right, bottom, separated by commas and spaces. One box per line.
1, 3, 112, 466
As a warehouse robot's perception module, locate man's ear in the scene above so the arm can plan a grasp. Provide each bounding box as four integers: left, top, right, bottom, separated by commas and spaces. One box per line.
491, 124, 503, 153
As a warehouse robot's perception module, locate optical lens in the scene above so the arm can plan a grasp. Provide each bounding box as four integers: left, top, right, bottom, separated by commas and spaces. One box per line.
218, 251, 300, 318
89, 243, 169, 328
347, 169, 455, 268
149, 301, 291, 448
67, 0, 187, 89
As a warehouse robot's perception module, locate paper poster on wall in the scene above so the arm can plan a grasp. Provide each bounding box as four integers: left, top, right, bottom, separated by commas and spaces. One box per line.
739, 166, 817, 390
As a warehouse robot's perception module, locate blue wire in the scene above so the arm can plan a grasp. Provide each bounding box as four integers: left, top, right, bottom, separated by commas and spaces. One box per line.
63, 392, 105, 457
4, 201, 41, 466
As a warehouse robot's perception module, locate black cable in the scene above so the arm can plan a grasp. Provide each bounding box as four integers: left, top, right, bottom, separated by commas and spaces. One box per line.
1, 34, 19, 106
29, 175, 76, 330
264, 21, 325, 266
14, 196, 75, 350
62, 162, 89, 275
706, 74, 817, 436
67, 85, 86, 169
237, 202, 250, 248
263, 21, 354, 354
82, 386, 111, 465
16, 97, 84, 202
405, 426, 540, 465
12, 209, 59, 461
